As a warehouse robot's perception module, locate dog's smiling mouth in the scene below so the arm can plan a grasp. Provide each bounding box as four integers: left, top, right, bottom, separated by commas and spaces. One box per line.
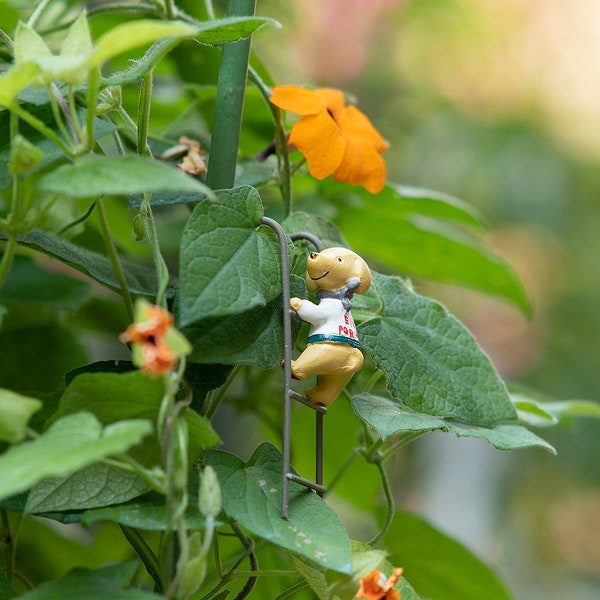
309, 270, 330, 281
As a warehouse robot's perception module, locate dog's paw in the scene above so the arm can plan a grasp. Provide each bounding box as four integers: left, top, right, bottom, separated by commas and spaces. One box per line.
290, 297, 303, 312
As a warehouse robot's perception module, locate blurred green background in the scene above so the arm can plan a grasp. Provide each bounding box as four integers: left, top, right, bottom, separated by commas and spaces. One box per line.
253, 1, 600, 598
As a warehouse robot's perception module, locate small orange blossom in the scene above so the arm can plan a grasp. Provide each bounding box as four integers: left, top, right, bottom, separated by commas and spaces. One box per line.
356, 567, 403, 600
269, 85, 387, 194
120, 301, 189, 377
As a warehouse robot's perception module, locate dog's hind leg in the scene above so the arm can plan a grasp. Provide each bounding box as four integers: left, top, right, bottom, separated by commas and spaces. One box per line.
305, 372, 355, 406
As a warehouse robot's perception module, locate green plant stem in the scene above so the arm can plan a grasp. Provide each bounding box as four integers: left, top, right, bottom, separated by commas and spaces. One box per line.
85, 68, 101, 153
205, 365, 241, 418
1, 509, 14, 584
324, 449, 358, 495
164, 0, 176, 19
229, 570, 300, 580
120, 525, 164, 592
0, 233, 18, 294
27, 0, 52, 27
206, 0, 256, 190
247, 66, 292, 214
96, 197, 135, 320
380, 431, 426, 463
274, 581, 308, 600
230, 522, 258, 600
204, 0, 217, 19
137, 71, 153, 156
367, 461, 394, 546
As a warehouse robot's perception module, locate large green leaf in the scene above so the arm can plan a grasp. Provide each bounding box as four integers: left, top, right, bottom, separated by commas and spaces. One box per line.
17, 562, 162, 600
104, 17, 280, 85
0, 322, 87, 394
185, 285, 302, 369
81, 491, 207, 531
352, 393, 555, 453
384, 510, 514, 600
334, 183, 530, 313
358, 273, 516, 425
25, 462, 150, 513
36, 154, 213, 198
206, 443, 352, 574
50, 370, 220, 465
0, 255, 90, 311
178, 186, 284, 325
0, 229, 161, 296
0, 412, 152, 502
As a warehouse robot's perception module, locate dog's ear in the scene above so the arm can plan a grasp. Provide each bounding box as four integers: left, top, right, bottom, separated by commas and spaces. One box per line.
353, 255, 372, 294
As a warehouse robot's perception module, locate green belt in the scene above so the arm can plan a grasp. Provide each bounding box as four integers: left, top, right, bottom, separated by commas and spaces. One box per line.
307, 334, 361, 349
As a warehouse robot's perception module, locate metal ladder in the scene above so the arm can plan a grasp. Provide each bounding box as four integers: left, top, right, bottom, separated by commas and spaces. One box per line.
261, 217, 326, 519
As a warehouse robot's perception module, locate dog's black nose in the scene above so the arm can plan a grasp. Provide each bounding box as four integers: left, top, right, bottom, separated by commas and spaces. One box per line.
309, 252, 319, 259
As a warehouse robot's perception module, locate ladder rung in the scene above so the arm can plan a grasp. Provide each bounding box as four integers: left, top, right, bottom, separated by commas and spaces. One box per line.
286, 473, 326, 495
289, 390, 327, 414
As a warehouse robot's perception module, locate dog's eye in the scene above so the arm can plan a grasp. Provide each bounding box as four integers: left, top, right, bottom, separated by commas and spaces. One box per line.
336, 257, 343, 262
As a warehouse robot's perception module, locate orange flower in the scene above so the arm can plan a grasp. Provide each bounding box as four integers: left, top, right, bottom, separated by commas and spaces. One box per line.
269, 85, 387, 194
356, 567, 403, 600
120, 302, 186, 377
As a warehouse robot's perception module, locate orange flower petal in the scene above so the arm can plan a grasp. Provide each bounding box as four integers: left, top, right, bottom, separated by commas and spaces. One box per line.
289, 112, 346, 180
338, 105, 388, 154
270, 85, 326, 115
356, 570, 388, 599
333, 134, 386, 193
313, 87, 347, 119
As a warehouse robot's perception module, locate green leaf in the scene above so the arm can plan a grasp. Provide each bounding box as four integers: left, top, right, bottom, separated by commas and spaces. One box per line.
0, 323, 87, 394
51, 370, 220, 464
179, 186, 284, 325
358, 273, 516, 425
25, 462, 150, 513
334, 183, 530, 313
511, 389, 600, 427
384, 510, 514, 600
0, 255, 90, 311
0, 388, 42, 443
0, 412, 152, 502
81, 491, 208, 531
36, 154, 213, 198
61, 13, 93, 59
206, 443, 352, 574
104, 17, 280, 85
17, 562, 163, 600
0, 229, 162, 296
282, 211, 348, 248
90, 20, 197, 67
185, 293, 296, 369
14, 22, 52, 64
352, 393, 555, 453
0, 62, 42, 107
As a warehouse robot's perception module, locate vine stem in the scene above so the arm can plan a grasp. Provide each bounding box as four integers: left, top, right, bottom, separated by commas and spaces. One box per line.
137, 71, 153, 156
96, 197, 135, 320
206, 0, 256, 190
367, 461, 394, 546
0, 234, 18, 294
120, 525, 164, 592
247, 66, 292, 215
274, 580, 308, 600
27, 0, 52, 27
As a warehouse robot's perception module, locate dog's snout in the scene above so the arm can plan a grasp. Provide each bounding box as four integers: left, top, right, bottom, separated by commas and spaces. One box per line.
309, 252, 319, 260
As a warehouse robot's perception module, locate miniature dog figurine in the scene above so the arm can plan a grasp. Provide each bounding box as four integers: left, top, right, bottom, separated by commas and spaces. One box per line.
290, 247, 372, 406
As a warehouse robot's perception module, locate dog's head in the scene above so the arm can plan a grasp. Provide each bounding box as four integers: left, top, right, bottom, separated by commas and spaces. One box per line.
305, 247, 371, 294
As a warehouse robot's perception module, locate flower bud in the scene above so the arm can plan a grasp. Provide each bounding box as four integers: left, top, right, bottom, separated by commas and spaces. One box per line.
198, 466, 221, 518
10, 134, 44, 174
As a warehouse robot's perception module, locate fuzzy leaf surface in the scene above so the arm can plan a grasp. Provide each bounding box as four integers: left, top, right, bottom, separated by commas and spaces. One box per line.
358, 273, 516, 425
179, 186, 283, 325
36, 154, 212, 198
352, 394, 554, 453
0, 412, 151, 502
206, 443, 352, 574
